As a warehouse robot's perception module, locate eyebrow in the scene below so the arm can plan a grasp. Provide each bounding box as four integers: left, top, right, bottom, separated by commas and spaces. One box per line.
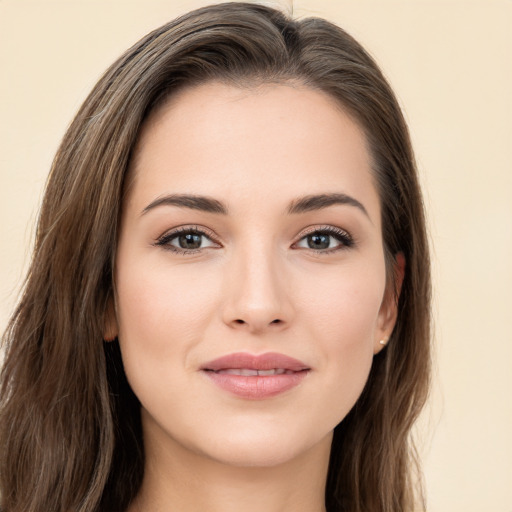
141, 192, 369, 219
287, 193, 369, 218
142, 194, 228, 215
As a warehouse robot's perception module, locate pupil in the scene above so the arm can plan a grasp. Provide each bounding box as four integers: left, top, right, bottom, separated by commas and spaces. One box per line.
179, 233, 202, 249
308, 233, 330, 250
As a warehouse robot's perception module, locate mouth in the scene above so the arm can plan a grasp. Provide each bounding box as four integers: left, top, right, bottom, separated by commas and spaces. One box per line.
212, 368, 300, 376
201, 352, 310, 399
201, 352, 310, 372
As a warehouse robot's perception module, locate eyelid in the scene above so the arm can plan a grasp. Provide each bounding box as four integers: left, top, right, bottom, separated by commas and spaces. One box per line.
292, 225, 354, 253
153, 224, 354, 255
154, 225, 222, 253
157, 224, 218, 241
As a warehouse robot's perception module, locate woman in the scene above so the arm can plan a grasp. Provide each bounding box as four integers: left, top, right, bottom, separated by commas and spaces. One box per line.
0, 2, 431, 511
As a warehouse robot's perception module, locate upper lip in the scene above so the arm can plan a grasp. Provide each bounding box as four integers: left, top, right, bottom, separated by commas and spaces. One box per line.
201, 352, 310, 372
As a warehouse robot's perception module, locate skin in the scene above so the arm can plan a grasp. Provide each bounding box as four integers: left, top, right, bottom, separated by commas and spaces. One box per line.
106, 82, 400, 512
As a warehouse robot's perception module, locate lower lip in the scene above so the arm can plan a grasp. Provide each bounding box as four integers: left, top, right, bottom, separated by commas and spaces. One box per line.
203, 371, 309, 399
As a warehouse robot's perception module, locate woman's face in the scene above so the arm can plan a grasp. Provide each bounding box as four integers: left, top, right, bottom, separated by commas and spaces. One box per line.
110, 82, 398, 468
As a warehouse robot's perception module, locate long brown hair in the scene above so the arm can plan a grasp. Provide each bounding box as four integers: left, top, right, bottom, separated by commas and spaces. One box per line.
0, 3, 430, 511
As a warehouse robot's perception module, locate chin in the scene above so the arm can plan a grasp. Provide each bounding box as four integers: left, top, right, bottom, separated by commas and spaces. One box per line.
209, 445, 300, 468
192, 424, 333, 469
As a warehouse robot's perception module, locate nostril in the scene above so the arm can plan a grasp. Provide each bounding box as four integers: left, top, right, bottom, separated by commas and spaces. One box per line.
235, 319, 245, 324
270, 319, 282, 324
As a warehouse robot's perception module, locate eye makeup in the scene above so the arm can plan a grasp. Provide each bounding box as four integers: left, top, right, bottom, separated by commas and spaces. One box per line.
154, 223, 355, 256
293, 225, 354, 254
154, 225, 221, 255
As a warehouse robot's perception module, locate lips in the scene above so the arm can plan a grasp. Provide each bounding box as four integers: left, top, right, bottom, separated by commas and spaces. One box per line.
201, 352, 310, 399
216, 368, 296, 376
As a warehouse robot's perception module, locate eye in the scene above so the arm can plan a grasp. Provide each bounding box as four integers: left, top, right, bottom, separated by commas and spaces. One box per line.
294, 227, 354, 253
155, 227, 219, 254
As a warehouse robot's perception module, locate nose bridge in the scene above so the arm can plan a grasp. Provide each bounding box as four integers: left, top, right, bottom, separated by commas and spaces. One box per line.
222, 235, 292, 332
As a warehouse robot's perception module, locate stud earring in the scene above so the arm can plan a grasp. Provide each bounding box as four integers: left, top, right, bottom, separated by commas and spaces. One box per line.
379, 336, 389, 346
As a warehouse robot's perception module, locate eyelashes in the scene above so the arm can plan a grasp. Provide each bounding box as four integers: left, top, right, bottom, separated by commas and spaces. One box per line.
154, 226, 219, 254
154, 225, 355, 256
293, 226, 354, 252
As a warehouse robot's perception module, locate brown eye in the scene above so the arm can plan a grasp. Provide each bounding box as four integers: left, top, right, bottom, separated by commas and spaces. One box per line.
156, 228, 218, 253
295, 228, 354, 253
177, 232, 203, 250
307, 233, 331, 250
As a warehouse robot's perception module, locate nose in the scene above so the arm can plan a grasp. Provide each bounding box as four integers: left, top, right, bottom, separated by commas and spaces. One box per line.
221, 244, 294, 334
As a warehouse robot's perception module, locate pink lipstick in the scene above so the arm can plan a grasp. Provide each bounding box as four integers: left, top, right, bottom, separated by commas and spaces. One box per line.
201, 352, 310, 399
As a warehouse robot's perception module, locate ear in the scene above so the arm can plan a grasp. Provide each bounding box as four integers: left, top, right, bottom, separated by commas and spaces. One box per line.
103, 297, 119, 342
374, 252, 405, 354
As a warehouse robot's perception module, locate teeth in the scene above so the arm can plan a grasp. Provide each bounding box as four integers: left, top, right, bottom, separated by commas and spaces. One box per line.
217, 368, 292, 376
223, 369, 258, 376
257, 369, 277, 376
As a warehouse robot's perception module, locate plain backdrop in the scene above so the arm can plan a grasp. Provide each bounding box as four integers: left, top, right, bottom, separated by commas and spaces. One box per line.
1, 1, 511, 510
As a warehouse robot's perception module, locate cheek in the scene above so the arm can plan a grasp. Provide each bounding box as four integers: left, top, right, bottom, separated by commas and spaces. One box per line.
114, 258, 222, 378
295, 262, 385, 410
297, 260, 385, 343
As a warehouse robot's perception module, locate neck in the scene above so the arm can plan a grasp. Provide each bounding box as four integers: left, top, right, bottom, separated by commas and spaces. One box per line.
129, 421, 332, 512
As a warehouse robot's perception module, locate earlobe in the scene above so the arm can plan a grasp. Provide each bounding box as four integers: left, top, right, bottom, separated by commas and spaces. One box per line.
379, 336, 389, 347
374, 252, 405, 354
103, 297, 119, 342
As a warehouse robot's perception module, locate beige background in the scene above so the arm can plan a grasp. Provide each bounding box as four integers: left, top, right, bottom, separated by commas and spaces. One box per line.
1, 1, 511, 510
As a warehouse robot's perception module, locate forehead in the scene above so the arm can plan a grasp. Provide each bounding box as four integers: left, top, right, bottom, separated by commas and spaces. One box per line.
127, 82, 380, 223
